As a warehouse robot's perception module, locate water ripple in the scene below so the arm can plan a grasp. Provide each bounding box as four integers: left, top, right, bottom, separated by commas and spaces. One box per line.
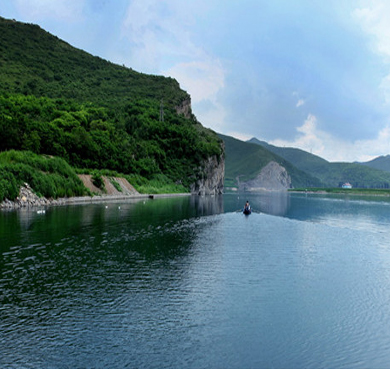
1, 200, 390, 368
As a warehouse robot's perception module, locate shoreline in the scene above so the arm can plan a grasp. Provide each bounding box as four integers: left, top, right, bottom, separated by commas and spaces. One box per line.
61, 192, 191, 204
288, 189, 390, 197
0, 188, 192, 211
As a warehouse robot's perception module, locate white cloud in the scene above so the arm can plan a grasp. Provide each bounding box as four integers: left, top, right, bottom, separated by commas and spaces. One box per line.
164, 60, 224, 104
194, 100, 226, 133
121, 0, 226, 131
355, 126, 390, 161
269, 114, 390, 162
228, 132, 253, 142
353, 1, 390, 107
353, 1, 390, 59
272, 114, 327, 159
163, 59, 226, 131
15, 0, 84, 22
292, 91, 305, 108
121, 0, 206, 72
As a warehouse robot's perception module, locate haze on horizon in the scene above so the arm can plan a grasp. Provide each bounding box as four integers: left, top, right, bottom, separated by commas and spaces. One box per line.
1, 0, 390, 162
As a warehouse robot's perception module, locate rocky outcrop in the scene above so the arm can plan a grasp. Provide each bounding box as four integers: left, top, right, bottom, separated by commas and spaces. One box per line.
239, 161, 291, 191
0, 177, 141, 210
190, 153, 225, 196
0, 183, 67, 209
175, 97, 192, 119
176, 96, 225, 195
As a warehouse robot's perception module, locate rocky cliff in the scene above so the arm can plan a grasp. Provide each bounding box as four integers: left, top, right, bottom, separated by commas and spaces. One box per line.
0, 183, 68, 209
178, 96, 225, 195
190, 152, 225, 195
239, 161, 291, 191
175, 97, 192, 119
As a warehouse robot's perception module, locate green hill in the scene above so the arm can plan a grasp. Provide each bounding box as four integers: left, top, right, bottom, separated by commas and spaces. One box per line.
248, 138, 390, 188
360, 155, 390, 173
0, 17, 223, 200
0, 150, 86, 201
247, 138, 329, 174
0, 17, 188, 108
219, 134, 322, 188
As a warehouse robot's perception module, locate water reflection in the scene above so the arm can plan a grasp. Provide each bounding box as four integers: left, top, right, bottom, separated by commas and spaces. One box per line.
0, 195, 224, 250
2, 194, 390, 368
189, 194, 224, 216
0, 196, 224, 314
257, 191, 289, 216
224, 191, 390, 233
284, 193, 390, 232
0, 196, 227, 368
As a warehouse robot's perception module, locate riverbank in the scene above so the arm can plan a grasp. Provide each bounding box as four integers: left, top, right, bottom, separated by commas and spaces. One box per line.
0, 183, 191, 210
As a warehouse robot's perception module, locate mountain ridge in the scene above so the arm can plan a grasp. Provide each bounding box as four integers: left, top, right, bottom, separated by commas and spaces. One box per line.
219, 133, 322, 189
247, 137, 390, 188
360, 155, 390, 173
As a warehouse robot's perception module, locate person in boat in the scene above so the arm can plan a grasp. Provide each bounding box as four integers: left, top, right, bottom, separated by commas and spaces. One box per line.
244, 200, 251, 213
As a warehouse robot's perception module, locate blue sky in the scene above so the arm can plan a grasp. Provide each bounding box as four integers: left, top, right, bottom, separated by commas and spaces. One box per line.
1, 0, 390, 162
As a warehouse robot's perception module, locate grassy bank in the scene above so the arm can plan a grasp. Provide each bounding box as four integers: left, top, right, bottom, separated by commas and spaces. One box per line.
0, 150, 87, 201
0, 150, 189, 203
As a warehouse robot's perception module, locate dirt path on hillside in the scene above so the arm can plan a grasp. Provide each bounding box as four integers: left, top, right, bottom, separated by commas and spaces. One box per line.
78, 175, 139, 196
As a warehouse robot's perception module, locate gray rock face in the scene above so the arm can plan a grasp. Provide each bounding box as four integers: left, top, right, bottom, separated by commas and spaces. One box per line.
175, 96, 225, 195
0, 183, 66, 210
175, 98, 192, 119
190, 154, 225, 196
239, 161, 291, 191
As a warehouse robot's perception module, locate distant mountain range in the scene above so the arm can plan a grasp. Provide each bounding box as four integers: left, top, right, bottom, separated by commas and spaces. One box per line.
219, 134, 322, 189
359, 155, 390, 173
219, 134, 390, 189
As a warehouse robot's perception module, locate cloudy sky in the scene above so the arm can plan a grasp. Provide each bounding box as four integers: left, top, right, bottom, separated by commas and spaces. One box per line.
2, 0, 390, 162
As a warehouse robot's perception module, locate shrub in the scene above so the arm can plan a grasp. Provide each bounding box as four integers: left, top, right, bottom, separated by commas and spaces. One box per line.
0, 150, 88, 201
0, 170, 19, 201
110, 178, 122, 192
91, 170, 105, 191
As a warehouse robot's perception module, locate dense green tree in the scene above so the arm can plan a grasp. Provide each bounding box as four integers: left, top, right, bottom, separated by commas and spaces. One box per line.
0, 17, 224, 200
0, 93, 223, 191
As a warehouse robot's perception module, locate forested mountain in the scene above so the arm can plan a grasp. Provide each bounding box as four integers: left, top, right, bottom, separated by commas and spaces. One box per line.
248, 137, 390, 188
0, 17, 223, 200
0, 17, 188, 107
219, 134, 322, 189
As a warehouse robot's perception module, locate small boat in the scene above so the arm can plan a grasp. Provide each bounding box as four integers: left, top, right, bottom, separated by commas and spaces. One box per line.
243, 207, 252, 215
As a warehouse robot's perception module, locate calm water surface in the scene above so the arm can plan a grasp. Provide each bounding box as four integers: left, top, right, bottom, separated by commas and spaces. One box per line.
1, 193, 390, 368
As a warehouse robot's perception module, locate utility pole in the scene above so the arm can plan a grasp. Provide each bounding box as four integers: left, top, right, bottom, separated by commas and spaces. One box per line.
159, 99, 164, 122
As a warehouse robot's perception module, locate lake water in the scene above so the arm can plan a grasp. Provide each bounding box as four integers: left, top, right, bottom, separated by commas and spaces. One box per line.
1, 192, 390, 368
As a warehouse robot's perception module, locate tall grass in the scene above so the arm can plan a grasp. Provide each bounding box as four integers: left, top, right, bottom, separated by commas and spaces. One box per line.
0, 150, 190, 203
0, 150, 87, 201
125, 173, 188, 194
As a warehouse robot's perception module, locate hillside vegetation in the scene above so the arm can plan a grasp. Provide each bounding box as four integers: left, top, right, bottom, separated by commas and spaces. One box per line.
0, 17, 188, 107
248, 138, 390, 188
219, 134, 322, 188
0, 17, 223, 201
0, 150, 87, 201
248, 138, 329, 174
361, 155, 390, 173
